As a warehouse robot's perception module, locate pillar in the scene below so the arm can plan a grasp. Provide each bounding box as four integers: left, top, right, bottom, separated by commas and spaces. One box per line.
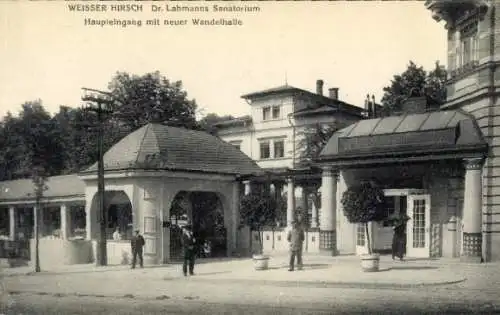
243, 181, 251, 195
301, 186, 308, 226
462, 157, 484, 263
232, 182, 240, 255
60, 204, 70, 240
286, 177, 295, 227
311, 200, 318, 228
320, 167, 337, 255
85, 198, 92, 240
9, 206, 15, 240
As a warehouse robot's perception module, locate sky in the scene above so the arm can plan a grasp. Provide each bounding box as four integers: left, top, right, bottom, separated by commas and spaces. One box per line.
0, 1, 448, 120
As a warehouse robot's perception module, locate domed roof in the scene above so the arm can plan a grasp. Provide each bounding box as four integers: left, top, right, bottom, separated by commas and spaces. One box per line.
83, 123, 262, 176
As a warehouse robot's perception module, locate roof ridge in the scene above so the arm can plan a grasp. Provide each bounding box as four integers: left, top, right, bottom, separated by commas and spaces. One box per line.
134, 124, 152, 166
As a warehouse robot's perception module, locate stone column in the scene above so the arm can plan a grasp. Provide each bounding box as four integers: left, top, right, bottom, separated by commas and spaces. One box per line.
320, 167, 337, 255
231, 182, 240, 255
85, 199, 93, 240
243, 181, 251, 195
9, 206, 15, 240
60, 204, 70, 240
311, 200, 318, 228
301, 186, 308, 226
462, 157, 484, 263
286, 177, 295, 227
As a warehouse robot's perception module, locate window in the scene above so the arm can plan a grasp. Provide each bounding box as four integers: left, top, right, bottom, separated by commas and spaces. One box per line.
272, 106, 281, 119
260, 138, 286, 159
262, 107, 271, 121
384, 196, 395, 218
260, 141, 270, 159
69, 205, 86, 239
356, 224, 365, 246
42, 206, 61, 238
274, 140, 284, 158
456, 20, 478, 70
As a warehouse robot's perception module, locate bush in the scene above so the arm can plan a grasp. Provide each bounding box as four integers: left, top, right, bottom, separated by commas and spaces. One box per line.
341, 181, 386, 254
240, 192, 277, 254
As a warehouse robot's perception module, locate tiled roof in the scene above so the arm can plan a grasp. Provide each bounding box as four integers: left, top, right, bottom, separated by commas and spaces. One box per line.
240, 85, 302, 99
84, 123, 263, 176
319, 110, 487, 162
0, 174, 85, 202
292, 105, 337, 117
241, 85, 363, 116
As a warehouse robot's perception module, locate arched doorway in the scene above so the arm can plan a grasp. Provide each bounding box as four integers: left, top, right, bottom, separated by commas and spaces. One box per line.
169, 191, 226, 261
89, 191, 133, 241
105, 191, 133, 241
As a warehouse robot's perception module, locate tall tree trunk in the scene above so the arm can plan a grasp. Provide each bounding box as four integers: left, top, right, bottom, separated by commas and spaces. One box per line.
365, 222, 372, 255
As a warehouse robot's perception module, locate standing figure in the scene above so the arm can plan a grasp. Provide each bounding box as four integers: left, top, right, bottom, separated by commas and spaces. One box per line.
287, 220, 305, 271
130, 229, 145, 269
392, 220, 407, 261
181, 224, 196, 276
112, 227, 122, 241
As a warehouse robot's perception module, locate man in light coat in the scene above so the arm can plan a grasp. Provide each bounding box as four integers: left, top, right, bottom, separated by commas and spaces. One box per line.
287, 220, 305, 271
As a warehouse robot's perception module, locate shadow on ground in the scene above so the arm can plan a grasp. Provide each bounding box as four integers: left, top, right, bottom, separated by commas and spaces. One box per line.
377, 266, 439, 272
267, 263, 331, 271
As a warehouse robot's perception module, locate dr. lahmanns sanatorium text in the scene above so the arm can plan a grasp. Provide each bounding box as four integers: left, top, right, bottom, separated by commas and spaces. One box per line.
68, 3, 261, 13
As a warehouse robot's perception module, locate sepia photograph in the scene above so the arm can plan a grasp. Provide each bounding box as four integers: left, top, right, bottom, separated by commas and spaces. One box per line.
0, 0, 499, 314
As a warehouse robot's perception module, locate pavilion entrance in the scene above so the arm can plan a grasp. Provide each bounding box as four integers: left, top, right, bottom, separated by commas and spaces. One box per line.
169, 191, 226, 261
356, 188, 431, 258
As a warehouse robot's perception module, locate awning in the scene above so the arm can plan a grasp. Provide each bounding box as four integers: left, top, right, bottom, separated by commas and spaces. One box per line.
317, 110, 487, 167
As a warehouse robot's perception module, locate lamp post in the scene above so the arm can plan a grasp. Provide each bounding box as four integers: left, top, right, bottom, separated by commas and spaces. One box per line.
82, 87, 114, 267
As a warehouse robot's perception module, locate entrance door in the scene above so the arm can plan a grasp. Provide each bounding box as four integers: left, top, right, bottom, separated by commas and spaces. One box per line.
406, 194, 431, 258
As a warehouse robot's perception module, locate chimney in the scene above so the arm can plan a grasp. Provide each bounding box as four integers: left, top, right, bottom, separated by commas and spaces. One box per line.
316, 79, 324, 95
328, 88, 339, 100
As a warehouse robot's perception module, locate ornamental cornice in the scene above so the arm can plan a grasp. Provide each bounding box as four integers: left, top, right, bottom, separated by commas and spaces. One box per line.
464, 157, 484, 170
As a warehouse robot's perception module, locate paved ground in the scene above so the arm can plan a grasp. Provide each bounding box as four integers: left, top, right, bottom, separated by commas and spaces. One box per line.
1, 254, 499, 314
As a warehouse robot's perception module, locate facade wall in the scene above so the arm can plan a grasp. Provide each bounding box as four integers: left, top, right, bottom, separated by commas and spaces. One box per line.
436, 2, 500, 262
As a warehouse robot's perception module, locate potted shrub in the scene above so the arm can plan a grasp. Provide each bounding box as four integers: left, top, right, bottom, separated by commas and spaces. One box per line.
240, 191, 277, 270
341, 181, 387, 272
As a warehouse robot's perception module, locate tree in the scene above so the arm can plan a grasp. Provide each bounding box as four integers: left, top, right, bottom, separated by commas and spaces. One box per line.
341, 182, 386, 255
296, 122, 344, 217
107, 71, 198, 131
240, 192, 277, 254
296, 122, 343, 166
197, 113, 235, 135
4, 101, 64, 179
381, 61, 447, 115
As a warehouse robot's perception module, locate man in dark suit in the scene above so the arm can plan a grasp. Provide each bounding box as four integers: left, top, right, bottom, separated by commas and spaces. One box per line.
130, 229, 145, 269
181, 224, 196, 276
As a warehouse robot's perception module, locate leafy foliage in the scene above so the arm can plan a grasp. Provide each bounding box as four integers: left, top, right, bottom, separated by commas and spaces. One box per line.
240, 192, 277, 231
381, 61, 447, 115
341, 182, 386, 224
108, 71, 198, 131
197, 113, 235, 135
341, 181, 386, 255
296, 122, 343, 166
0, 71, 206, 181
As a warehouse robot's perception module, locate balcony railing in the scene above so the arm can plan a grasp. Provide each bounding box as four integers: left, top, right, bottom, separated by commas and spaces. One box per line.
449, 60, 480, 79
